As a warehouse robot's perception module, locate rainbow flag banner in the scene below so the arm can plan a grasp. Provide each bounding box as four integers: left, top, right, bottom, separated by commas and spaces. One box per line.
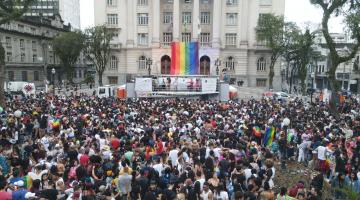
263, 127, 275, 147
253, 126, 262, 138
171, 42, 199, 75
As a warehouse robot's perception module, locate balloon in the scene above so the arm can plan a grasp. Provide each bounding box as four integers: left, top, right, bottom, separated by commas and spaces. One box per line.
283, 118, 290, 126
0, 107, 3, 113
14, 110, 22, 118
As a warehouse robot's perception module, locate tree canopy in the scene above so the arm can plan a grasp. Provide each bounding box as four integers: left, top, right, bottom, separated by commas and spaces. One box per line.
53, 31, 86, 82
256, 14, 298, 89
310, 0, 360, 91
85, 25, 115, 86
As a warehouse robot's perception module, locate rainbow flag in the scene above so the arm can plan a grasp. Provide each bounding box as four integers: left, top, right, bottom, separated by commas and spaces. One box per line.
263, 127, 275, 147
171, 42, 199, 75
253, 126, 262, 138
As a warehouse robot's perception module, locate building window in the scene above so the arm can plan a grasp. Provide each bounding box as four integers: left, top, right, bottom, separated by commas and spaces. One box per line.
260, 0, 272, 6
257, 57, 266, 71
108, 77, 118, 84
20, 39, 25, 49
32, 41, 37, 50
110, 56, 118, 70
163, 12, 173, 24
34, 71, 39, 81
107, 0, 117, 6
5, 37, 11, 47
18, 24, 24, 32
6, 52, 12, 62
201, 0, 209, 4
182, 32, 191, 42
227, 0, 238, 5
200, 33, 210, 46
22, 71, 28, 81
225, 33, 237, 46
137, 0, 148, 5
166, 0, 173, 3
30, 27, 36, 35
32, 54, 37, 62
21, 53, 25, 62
8, 71, 14, 81
138, 56, 146, 70
163, 32, 173, 45
184, 0, 191, 3
107, 14, 118, 25
200, 12, 210, 24
226, 13, 238, 25
137, 13, 149, 25
225, 56, 235, 71
256, 79, 267, 87
182, 12, 192, 24
138, 33, 148, 46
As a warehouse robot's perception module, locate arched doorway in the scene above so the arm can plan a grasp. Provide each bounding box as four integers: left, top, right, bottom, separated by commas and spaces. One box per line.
161, 55, 171, 74
200, 56, 210, 75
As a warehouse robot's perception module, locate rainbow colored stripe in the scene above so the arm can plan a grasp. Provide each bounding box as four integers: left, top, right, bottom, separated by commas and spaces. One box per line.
263, 127, 275, 147
253, 126, 262, 138
171, 42, 199, 75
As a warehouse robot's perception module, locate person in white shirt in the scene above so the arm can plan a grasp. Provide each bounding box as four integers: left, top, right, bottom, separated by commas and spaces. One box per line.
152, 158, 164, 176
168, 146, 180, 167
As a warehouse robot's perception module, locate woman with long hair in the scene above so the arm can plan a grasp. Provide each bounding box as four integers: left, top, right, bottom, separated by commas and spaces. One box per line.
214, 183, 229, 200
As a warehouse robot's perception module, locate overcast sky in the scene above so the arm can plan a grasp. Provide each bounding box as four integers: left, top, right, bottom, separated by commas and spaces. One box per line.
80, 0, 343, 32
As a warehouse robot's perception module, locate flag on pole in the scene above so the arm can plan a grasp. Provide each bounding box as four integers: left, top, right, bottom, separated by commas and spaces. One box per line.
253, 126, 262, 138
263, 127, 275, 147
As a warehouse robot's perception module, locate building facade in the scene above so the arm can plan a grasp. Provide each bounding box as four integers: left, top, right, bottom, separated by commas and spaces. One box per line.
24, 0, 81, 30
309, 32, 360, 92
0, 16, 88, 87
94, 0, 285, 89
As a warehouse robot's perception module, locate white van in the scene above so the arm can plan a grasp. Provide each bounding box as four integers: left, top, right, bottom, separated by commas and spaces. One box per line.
97, 85, 116, 98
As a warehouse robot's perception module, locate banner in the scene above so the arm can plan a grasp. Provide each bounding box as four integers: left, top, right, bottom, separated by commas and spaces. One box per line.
135, 78, 152, 92
171, 42, 199, 75
201, 78, 217, 92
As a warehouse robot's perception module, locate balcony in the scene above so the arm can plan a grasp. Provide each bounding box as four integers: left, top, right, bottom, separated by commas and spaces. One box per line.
110, 43, 122, 51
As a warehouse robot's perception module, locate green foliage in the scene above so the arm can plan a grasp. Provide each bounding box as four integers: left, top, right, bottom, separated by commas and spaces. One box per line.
334, 186, 360, 200
0, 0, 35, 24
310, 0, 360, 92
53, 31, 86, 82
293, 30, 315, 95
85, 25, 115, 86
256, 14, 298, 89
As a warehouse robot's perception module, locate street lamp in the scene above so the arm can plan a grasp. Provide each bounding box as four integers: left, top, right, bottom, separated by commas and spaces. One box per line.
215, 58, 221, 76
146, 58, 153, 76
51, 68, 56, 96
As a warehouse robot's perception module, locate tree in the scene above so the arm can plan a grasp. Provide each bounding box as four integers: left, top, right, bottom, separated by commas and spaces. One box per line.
85, 25, 114, 86
282, 25, 303, 93
256, 14, 297, 89
310, 0, 360, 91
0, 0, 35, 107
294, 30, 315, 95
53, 31, 86, 82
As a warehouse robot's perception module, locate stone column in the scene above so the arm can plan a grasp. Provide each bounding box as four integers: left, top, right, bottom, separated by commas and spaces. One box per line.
192, 0, 200, 41
240, 0, 249, 45
126, 0, 135, 47
212, 0, 221, 47
152, 0, 160, 47
173, 0, 180, 41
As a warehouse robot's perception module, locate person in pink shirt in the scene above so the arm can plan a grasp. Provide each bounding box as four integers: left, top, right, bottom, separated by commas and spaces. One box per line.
0, 175, 12, 200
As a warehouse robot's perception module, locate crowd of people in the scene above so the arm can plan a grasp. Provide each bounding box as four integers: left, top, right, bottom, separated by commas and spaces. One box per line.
0, 93, 359, 200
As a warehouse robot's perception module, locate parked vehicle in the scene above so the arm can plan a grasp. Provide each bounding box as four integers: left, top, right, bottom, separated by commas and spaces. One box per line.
5, 81, 36, 96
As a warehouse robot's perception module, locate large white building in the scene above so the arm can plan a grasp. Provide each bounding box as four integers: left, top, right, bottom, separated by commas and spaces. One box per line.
24, 0, 81, 30
94, 0, 285, 89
